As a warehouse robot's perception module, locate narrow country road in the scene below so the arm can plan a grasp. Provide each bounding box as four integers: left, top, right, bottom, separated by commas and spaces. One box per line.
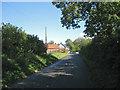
8, 54, 93, 88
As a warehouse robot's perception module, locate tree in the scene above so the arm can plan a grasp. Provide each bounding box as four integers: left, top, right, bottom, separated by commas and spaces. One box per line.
52, 2, 120, 38
73, 39, 80, 52
2, 23, 47, 58
73, 38, 84, 51
52, 2, 120, 87
65, 39, 76, 52
65, 39, 72, 45
48, 40, 54, 44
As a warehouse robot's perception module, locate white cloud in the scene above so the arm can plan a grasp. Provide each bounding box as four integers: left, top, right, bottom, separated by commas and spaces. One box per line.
0, 24, 2, 30
79, 32, 92, 39
79, 32, 86, 38
0, 24, 2, 27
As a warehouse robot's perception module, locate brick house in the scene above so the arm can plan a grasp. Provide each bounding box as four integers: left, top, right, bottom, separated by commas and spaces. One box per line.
46, 44, 59, 53
46, 43, 70, 53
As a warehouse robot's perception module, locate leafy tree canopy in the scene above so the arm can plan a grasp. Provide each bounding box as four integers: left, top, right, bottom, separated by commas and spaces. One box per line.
48, 40, 54, 44
52, 1, 120, 38
2, 23, 47, 58
65, 39, 76, 52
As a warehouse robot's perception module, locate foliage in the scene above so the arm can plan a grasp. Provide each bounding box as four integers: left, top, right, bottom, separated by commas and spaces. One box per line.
48, 40, 54, 44
2, 23, 47, 58
73, 37, 91, 51
2, 23, 58, 88
53, 1, 120, 87
73, 39, 80, 52
80, 34, 120, 87
65, 38, 91, 52
52, 2, 120, 37
65, 39, 76, 52
2, 53, 58, 88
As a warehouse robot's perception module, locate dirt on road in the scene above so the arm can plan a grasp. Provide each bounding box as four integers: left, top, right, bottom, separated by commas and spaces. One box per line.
8, 54, 93, 88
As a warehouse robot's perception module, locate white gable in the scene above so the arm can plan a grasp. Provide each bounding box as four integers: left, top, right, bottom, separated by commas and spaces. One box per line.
59, 44, 65, 49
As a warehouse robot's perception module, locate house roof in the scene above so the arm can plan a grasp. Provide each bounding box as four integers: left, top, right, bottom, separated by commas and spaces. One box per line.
59, 43, 69, 49
64, 44, 69, 49
47, 44, 59, 49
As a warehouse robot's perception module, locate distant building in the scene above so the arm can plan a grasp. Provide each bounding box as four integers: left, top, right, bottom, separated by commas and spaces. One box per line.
44, 26, 69, 53
59, 42, 70, 53
46, 43, 70, 53
46, 44, 59, 53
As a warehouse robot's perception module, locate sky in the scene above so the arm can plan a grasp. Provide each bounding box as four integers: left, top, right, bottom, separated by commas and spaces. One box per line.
2, 2, 86, 44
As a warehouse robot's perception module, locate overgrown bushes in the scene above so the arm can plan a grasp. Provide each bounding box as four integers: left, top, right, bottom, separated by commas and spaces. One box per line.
1, 23, 59, 87
2, 53, 59, 87
52, 1, 120, 88
80, 33, 120, 88
2, 23, 47, 57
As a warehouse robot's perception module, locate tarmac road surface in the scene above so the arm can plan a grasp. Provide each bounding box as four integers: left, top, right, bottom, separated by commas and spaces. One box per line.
8, 54, 93, 88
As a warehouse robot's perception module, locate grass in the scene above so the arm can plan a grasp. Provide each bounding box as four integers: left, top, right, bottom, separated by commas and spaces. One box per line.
80, 53, 118, 88
51, 53, 70, 59
2, 52, 69, 88
80, 54, 95, 70
80, 54, 99, 87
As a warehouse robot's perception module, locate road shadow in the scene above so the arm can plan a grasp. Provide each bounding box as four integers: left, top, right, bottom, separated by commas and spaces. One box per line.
8, 54, 93, 88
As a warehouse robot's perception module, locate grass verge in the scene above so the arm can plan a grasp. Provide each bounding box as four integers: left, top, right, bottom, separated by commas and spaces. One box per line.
2, 52, 69, 88
80, 53, 118, 88
79, 54, 100, 88
51, 53, 70, 59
